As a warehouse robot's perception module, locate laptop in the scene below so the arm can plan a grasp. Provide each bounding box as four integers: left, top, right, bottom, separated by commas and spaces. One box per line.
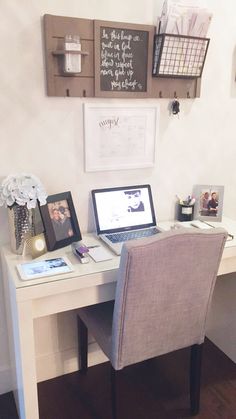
91, 184, 161, 255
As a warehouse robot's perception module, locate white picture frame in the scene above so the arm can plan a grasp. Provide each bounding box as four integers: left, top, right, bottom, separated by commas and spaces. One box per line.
193, 184, 224, 222
17, 256, 74, 281
83, 103, 159, 172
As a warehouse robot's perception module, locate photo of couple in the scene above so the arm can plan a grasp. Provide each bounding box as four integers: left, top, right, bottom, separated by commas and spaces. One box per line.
48, 200, 74, 241
199, 190, 219, 217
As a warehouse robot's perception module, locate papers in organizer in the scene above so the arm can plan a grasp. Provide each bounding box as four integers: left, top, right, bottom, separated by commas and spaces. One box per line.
157, 0, 212, 37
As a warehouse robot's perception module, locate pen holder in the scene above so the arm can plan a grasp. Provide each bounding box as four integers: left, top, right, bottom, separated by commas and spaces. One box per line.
177, 204, 194, 222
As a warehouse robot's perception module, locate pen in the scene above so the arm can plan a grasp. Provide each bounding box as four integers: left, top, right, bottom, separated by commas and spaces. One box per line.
87, 245, 100, 249
202, 221, 214, 228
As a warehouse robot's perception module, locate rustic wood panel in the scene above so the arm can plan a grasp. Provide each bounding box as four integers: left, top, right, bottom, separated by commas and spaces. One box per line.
43, 14, 203, 98
151, 77, 201, 98
43, 14, 94, 97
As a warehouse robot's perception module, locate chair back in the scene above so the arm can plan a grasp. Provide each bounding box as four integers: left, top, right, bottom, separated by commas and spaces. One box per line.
111, 228, 227, 370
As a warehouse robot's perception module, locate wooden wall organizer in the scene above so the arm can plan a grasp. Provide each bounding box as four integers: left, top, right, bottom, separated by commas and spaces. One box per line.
44, 14, 94, 97
43, 14, 205, 98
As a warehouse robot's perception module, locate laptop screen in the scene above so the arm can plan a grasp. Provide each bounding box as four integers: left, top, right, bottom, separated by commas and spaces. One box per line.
92, 185, 156, 234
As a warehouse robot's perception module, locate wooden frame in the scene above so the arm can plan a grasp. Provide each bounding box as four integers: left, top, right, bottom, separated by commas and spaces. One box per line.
40, 191, 82, 251
193, 185, 224, 222
94, 19, 154, 98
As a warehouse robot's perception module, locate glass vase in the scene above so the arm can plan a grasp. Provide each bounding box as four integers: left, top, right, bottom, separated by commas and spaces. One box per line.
8, 204, 36, 255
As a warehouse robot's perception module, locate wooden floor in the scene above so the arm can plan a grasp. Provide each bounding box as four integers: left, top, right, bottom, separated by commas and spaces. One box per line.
1, 339, 235, 419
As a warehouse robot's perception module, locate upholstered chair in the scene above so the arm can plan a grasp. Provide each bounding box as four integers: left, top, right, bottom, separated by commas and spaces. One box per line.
77, 228, 227, 418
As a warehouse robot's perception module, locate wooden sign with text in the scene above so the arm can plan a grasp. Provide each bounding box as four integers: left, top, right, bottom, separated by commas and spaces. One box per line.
94, 20, 154, 98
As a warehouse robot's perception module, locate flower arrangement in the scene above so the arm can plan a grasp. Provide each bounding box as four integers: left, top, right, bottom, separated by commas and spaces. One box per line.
0, 174, 47, 209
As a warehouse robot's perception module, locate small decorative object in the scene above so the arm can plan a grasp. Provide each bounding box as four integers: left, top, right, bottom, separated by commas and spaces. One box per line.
0, 174, 47, 254
23, 233, 47, 259
40, 191, 82, 251
192, 185, 224, 222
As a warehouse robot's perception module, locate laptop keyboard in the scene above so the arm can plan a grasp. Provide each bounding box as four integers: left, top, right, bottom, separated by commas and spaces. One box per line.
105, 227, 159, 243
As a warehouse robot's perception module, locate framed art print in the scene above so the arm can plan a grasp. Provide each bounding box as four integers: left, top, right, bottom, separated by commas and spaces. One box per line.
193, 185, 224, 222
40, 191, 82, 251
84, 102, 159, 171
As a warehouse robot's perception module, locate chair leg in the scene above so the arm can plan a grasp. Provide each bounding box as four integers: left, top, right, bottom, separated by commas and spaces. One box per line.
190, 343, 203, 415
110, 366, 118, 419
77, 315, 88, 373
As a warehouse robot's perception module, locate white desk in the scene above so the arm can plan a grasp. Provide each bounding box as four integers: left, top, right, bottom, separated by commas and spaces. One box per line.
1, 217, 236, 419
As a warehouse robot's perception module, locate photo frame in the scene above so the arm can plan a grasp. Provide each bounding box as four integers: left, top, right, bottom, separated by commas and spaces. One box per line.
40, 191, 82, 251
84, 102, 159, 171
193, 185, 224, 222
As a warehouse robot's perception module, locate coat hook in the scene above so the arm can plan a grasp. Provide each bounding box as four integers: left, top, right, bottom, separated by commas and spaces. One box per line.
187, 91, 190, 98
159, 91, 163, 98
174, 91, 177, 98
83, 89, 86, 97
66, 88, 70, 97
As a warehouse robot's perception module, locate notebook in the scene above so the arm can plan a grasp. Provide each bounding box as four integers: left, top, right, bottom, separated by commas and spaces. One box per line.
91, 185, 161, 255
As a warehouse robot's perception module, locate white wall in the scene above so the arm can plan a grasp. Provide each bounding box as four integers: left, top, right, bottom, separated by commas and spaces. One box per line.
0, 0, 236, 393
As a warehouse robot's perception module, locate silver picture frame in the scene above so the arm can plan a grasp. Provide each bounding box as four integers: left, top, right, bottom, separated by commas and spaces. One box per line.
193, 185, 224, 222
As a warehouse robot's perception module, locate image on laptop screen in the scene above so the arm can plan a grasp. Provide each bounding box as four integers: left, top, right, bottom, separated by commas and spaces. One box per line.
92, 185, 156, 234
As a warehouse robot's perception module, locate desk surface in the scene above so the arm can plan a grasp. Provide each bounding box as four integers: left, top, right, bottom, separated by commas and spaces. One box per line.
2, 234, 120, 290
159, 217, 236, 276
2, 216, 236, 291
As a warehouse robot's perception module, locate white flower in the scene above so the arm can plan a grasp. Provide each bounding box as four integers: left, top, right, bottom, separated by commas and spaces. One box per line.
0, 174, 47, 209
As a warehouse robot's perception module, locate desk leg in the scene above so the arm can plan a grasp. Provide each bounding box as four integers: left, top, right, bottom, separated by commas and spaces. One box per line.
14, 300, 39, 419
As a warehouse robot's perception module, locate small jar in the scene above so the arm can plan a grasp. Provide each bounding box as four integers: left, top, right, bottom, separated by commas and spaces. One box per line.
64, 35, 81, 74
177, 203, 194, 222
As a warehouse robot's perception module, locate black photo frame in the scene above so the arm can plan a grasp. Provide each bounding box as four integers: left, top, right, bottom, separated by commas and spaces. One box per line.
40, 191, 82, 251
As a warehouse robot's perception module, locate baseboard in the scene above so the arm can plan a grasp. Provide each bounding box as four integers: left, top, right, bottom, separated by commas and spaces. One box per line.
206, 332, 236, 363
0, 365, 12, 395
36, 342, 108, 383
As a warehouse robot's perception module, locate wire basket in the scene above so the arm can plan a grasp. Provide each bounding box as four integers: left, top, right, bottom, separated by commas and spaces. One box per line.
152, 34, 210, 79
